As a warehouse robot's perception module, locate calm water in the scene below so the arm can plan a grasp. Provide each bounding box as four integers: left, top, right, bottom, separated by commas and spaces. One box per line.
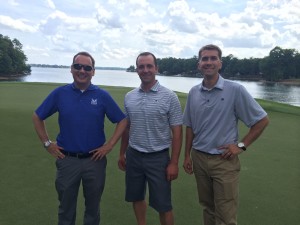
17, 67, 300, 107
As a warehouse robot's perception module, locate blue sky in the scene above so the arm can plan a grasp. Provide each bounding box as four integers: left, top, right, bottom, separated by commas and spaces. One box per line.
0, 0, 299, 67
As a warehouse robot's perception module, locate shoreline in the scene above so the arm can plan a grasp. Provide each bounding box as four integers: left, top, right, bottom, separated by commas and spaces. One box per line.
0, 74, 27, 80
275, 79, 300, 86
1, 74, 300, 86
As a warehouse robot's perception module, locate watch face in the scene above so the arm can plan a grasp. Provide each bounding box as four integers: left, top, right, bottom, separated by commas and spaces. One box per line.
44, 141, 51, 148
238, 143, 244, 148
238, 142, 246, 150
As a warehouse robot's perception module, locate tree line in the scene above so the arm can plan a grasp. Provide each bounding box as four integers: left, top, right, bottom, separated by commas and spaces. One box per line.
30, 63, 125, 71
0, 34, 31, 76
127, 46, 300, 82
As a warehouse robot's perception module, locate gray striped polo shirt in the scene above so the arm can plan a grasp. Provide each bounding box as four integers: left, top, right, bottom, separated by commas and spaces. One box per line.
124, 81, 182, 153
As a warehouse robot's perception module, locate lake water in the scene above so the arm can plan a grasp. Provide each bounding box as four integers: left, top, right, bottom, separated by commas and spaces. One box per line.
17, 67, 300, 107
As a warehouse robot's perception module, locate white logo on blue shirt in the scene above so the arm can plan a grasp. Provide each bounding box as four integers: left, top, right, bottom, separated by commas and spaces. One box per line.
91, 99, 97, 105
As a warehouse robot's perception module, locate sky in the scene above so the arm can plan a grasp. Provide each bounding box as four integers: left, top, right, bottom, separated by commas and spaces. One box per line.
1, 0, 299, 67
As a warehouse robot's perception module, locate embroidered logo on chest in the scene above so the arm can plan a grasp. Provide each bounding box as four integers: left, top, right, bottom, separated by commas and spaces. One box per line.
91, 99, 98, 105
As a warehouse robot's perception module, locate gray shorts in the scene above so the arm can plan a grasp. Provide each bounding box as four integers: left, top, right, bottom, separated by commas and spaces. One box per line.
125, 147, 172, 213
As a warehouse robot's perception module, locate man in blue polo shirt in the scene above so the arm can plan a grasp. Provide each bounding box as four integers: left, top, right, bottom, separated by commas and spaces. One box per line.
183, 44, 269, 225
32, 51, 127, 225
118, 52, 182, 225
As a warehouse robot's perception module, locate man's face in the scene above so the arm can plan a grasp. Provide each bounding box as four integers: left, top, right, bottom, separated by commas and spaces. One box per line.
136, 55, 158, 86
71, 55, 95, 88
198, 50, 222, 78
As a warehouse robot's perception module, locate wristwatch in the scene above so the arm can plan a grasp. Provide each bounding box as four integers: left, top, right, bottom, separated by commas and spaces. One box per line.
43, 140, 52, 148
237, 142, 246, 151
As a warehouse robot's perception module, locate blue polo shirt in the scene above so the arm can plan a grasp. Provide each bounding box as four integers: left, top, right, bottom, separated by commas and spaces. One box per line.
35, 83, 126, 153
183, 76, 267, 154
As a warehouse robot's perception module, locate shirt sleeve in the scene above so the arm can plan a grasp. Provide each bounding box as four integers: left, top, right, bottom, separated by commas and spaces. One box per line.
183, 90, 192, 127
169, 92, 183, 126
35, 89, 59, 120
103, 91, 126, 123
235, 85, 267, 127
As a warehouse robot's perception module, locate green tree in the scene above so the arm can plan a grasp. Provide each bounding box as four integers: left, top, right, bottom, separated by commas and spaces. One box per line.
127, 46, 300, 81
182, 56, 198, 77
260, 47, 285, 81
294, 53, 300, 79
126, 65, 135, 72
0, 34, 31, 76
281, 48, 298, 78
223, 56, 239, 78
157, 56, 198, 76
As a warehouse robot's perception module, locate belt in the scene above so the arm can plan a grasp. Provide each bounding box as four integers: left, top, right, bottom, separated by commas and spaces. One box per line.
193, 149, 220, 156
131, 147, 169, 154
61, 150, 94, 159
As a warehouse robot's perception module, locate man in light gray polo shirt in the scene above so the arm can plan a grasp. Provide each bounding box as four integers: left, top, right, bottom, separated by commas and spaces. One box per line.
118, 52, 182, 225
183, 44, 269, 225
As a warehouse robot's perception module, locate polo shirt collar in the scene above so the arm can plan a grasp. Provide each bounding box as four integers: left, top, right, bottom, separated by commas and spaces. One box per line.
200, 75, 224, 91
71, 82, 97, 91
139, 80, 160, 92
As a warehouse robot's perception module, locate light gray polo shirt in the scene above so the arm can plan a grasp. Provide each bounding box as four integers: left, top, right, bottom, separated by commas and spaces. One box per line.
124, 81, 182, 153
183, 75, 267, 154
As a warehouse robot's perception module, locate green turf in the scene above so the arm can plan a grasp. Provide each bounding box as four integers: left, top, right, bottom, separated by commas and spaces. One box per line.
0, 82, 299, 225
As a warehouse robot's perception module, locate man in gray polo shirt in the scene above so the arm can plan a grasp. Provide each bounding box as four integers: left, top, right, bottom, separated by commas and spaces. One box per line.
118, 52, 182, 225
183, 44, 269, 225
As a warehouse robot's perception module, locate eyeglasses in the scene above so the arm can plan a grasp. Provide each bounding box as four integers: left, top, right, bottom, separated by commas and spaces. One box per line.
72, 64, 93, 72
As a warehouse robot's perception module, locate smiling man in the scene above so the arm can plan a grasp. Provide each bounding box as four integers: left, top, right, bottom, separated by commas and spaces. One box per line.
32, 51, 127, 225
118, 52, 183, 225
183, 44, 269, 225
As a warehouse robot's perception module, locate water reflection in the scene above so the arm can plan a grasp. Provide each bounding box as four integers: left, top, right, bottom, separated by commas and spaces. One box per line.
256, 82, 300, 106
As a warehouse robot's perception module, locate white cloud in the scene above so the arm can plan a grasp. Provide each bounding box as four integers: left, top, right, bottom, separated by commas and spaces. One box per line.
39, 10, 98, 35
138, 22, 169, 34
166, 0, 199, 33
1, 0, 299, 66
0, 15, 37, 32
8, 0, 19, 6
45, 0, 55, 10
284, 24, 300, 37
95, 4, 123, 29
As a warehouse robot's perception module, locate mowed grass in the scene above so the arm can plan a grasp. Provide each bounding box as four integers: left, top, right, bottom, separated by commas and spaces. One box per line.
0, 82, 299, 225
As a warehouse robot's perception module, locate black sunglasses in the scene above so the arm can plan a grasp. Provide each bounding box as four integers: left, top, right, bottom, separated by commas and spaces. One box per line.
72, 64, 93, 72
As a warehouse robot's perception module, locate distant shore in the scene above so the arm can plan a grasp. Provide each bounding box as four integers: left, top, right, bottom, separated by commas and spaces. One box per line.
0, 74, 27, 80
276, 79, 300, 86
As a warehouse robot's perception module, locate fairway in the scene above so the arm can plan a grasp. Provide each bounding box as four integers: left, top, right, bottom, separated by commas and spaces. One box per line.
0, 82, 299, 225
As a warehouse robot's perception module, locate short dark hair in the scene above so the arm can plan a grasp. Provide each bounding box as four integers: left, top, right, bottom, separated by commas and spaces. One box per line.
72, 51, 95, 67
198, 44, 222, 60
136, 52, 157, 67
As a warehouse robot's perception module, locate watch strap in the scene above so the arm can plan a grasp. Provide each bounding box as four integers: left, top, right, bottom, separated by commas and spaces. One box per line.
43, 140, 52, 148
238, 142, 247, 151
